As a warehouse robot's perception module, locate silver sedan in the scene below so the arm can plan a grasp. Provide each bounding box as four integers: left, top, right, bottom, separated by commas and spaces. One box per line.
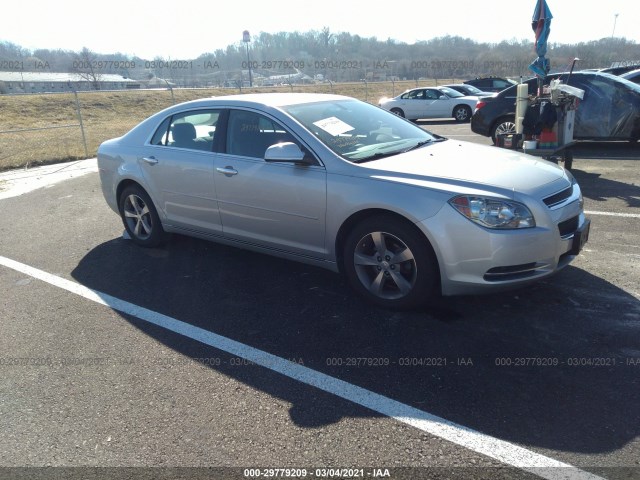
97, 93, 590, 309
378, 86, 478, 122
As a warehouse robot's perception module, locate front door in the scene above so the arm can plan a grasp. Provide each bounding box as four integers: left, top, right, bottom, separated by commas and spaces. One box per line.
214, 109, 327, 258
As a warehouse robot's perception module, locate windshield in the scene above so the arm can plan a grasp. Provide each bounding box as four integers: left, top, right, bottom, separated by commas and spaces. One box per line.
464, 85, 484, 94
283, 99, 438, 162
438, 87, 464, 98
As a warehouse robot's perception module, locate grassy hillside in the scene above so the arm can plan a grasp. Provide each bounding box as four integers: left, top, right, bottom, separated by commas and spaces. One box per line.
0, 79, 451, 171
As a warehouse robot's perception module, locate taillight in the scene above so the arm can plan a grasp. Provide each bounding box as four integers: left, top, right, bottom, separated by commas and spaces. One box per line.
475, 101, 487, 111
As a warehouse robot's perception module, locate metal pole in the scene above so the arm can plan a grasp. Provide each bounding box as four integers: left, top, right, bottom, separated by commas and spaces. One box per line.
245, 43, 253, 87
73, 90, 89, 158
243, 31, 253, 88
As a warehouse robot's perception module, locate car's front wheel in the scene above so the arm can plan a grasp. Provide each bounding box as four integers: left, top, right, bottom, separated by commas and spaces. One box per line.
453, 105, 472, 122
118, 184, 166, 247
491, 117, 516, 144
390, 108, 405, 118
343, 216, 439, 309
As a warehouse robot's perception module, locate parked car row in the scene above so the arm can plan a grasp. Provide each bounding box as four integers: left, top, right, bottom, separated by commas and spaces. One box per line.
378, 69, 640, 146
470, 71, 640, 144
376, 78, 517, 123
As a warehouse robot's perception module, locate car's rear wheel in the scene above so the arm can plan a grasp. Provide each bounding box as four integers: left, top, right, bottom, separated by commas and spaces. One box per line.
118, 184, 166, 247
491, 117, 516, 144
453, 105, 472, 122
390, 108, 405, 118
343, 216, 439, 309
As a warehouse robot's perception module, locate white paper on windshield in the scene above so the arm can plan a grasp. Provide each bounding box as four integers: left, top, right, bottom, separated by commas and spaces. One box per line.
313, 117, 355, 136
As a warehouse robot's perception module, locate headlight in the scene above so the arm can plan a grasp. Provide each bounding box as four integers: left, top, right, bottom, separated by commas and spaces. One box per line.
449, 195, 536, 229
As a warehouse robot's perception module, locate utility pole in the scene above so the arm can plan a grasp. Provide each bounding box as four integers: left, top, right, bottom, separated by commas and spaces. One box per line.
243, 30, 253, 87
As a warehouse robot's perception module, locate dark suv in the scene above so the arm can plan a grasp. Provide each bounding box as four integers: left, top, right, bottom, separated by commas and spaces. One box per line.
470, 71, 640, 143
463, 77, 518, 93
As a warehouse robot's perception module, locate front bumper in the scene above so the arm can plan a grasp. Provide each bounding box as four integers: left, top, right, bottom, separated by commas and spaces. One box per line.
417, 192, 589, 296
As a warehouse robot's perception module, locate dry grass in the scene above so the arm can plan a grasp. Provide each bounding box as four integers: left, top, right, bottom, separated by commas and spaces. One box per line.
0, 79, 456, 171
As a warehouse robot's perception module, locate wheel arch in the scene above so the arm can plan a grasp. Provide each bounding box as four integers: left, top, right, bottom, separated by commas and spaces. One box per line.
116, 178, 166, 222
116, 178, 144, 205
334, 208, 441, 291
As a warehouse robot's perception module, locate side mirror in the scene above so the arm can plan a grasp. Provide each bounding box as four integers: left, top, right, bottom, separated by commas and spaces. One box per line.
439, 95, 448, 100
264, 142, 313, 165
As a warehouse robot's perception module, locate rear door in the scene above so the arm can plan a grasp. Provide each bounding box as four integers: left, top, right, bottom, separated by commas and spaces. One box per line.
138, 109, 223, 233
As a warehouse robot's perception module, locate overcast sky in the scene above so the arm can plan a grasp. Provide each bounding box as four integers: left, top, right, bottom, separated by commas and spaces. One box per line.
2, 0, 636, 59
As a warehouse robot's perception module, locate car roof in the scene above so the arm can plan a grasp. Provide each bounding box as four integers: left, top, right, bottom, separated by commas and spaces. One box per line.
621, 68, 640, 78
160, 92, 353, 111
211, 92, 350, 107
399, 86, 442, 95
464, 77, 515, 82
599, 65, 640, 75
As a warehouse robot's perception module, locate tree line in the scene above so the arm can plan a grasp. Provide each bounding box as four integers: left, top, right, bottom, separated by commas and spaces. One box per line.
1, 29, 638, 87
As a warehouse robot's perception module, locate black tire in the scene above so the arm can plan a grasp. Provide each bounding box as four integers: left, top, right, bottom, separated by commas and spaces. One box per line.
453, 105, 472, 123
490, 116, 516, 144
343, 215, 439, 309
390, 108, 405, 118
118, 184, 166, 247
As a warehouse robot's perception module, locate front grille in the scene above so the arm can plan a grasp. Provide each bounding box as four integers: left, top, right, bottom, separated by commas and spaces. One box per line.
558, 215, 579, 238
543, 186, 573, 207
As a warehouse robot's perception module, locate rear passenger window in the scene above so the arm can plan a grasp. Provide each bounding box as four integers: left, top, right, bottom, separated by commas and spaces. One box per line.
150, 117, 171, 145
151, 110, 221, 151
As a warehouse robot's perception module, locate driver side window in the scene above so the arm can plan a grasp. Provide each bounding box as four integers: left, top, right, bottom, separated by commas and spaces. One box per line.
425, 89, 440, 100
226, 110, 298, 158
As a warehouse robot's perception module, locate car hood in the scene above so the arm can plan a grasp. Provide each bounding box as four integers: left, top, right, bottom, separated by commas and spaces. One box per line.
358, 140, 568, 198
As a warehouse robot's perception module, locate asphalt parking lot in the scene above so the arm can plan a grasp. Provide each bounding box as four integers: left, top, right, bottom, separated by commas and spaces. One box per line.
0, 122, 639, 480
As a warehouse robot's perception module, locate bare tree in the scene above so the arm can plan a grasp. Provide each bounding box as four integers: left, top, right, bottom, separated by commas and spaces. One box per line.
73, 47, 103, 90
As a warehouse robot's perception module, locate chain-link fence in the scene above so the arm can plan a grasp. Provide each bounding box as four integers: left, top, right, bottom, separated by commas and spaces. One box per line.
0, 79, 459, 171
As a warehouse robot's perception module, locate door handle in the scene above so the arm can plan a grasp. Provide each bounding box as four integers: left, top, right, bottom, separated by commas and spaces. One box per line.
142, 156, 158, 165
216, 166, 238, 176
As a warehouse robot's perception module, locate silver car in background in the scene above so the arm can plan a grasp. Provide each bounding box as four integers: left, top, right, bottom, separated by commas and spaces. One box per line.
378, 86, 478, 122
98, 93, 590, 309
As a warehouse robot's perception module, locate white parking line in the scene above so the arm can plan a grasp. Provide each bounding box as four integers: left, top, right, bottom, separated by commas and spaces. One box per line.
0, 254, 604, 480
585, 210, 640, 219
